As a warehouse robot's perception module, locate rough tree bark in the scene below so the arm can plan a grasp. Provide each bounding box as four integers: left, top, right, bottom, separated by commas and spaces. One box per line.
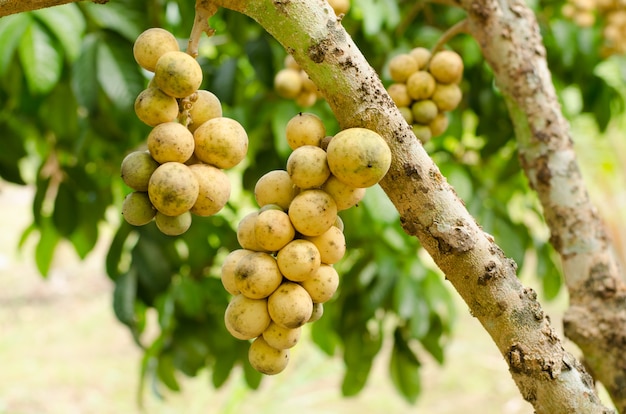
207, 0, 615, 412
458, 0, 626, 411
0, 0, 107, 17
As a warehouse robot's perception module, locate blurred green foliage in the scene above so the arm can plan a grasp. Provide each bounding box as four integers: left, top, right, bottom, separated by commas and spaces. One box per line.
1, 0, 624, 404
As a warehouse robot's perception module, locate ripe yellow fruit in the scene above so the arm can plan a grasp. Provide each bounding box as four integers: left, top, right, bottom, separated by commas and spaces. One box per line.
254, 209, 295, 252
221, 249, 253, 296
428, 50, 463, 84
285, 112, 326, 149
148, 162, 199, 216
429, 113, 449, 138
300, 264, 339, 303
328, 0, 351, 15
406, 71, 436, 100
235, 252, 283, 299
326, 128, 392, 188
308, 302, 324, 323
122, 192, 156, 226
276, 239, 321, 282
388, 54, 418, 83
288, 189, 337, 236
188, 163, 231, 216
154, 51, 203, 98
254, 170, 299, 210
398, 106, 414, 125
134, 87, 179, 127
409, 47, 431, 70
262, 322, 302, 350
284, 54, 300, 71
268, 282, 313, 329
133, 28, 180, 72
388, 83, 412, 108
248, 336, 290, 375
304, 225, 346, 264
432, 82, 462, 112
147, 122, 195, 164
224, 294, 271, 340
286, 145, 331, 189
193, 117, 248, 169
120, 151, 159, 192
274, 68, 303, 99
188, 90, 223, 132
155, 211, 192, 236
321, 175, 365, 211
237, 211, 264, 251
295, 90, 318, 108
411, 99, 438, 124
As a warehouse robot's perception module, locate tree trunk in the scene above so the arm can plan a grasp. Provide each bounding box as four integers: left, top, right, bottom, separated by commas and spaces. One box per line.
0, 0, 108, 17
209, 0, 615, 412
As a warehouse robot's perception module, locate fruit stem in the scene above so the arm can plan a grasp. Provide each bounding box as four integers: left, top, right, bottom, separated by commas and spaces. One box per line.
187, 0, 218, 58
429, 18, 469, 58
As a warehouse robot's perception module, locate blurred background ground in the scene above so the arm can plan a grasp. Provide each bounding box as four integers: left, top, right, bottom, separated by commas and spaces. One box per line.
0, 116, 623, 414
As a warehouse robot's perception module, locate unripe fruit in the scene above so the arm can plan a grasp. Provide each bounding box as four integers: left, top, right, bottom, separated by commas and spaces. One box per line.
286, 145, 331, 189
134, 87, 179, 127
388, 54, 418, 83
154, 51, 203, 98
276, 239, 321, 282
295, 91, 317, 108
120, 151, 159, 192
237, 211, 264, 251
398, 106, 414, 125
221, 249, 253, 296
301, 264, 339, 303
411, 99, 438, 124
308, 302, 324, 323
428, 50, 463, 84
268, 282, 313, 329
429, 113, 449, 137
262, 322, 302, 350
254, 170, 298, 210
133, 28, 180, 72
254, 209, 295, 252
148, 162, 199, 216
432, 82, 462, 112
304, 225, 346, 264
193, 117, 248, 169
285, 112, 326, 149
248, 336, 290, 375
122, 192, 156, 226
224, 294, 271, 340
188, 163, 231, 216
274, 68, 303, 99
147, 122, 195, 164
387, 83, 412, 108
322, 175, 366, 211
188, 90, 223, 132
406, 71, 436, 100
288, 189, 337, 237
235, 252, 283, 299
409, 47, 431, 70
155, 211, 192, 236
412, 123, 432, 143
326, 128, 392, 188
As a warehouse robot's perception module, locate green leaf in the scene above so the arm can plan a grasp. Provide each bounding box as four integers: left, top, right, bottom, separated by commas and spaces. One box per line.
52, 181, 79, 237
33, 3, 86, 62
212, 349, 238, 388
390, 328, 422, 403
245, 35, 275, 89
537, 243, 562, 300
133, 236, 174, 301
97, 38, 144, 109
72, 34, 100, 111
420, 313, 445, 364
157, 353, 181, 391
113, 269, 138, 326
0, 13, 32, 77
212, 58, 238, 106
81, 2, 143, 42
18, 21, 63, 94
341, 326, 383, 396
242, 358, 263, 389
35, 218, 60, 276
106, 223, 133, 280
173, 278, 204, 318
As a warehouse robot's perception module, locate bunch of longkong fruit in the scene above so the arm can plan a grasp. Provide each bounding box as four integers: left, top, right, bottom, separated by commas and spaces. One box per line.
120, 25, 393, 375
562, 0, 626, 56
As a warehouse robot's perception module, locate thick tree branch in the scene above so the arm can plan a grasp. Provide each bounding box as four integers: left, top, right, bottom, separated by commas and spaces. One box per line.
0, 0, 107, 17
459, 0, 626, 410
209, 0, 612, 412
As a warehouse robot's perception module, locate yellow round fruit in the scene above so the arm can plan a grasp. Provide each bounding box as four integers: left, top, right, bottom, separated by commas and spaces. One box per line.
188, 90, 223, 132
188, 163, 231, 216
398, 106, 414, 125
262, 322, 302, 350
154, 51, 203, 98
387, 83, 412, 108
221, 249, 253, 296
254, 209, 295, 252
432, 82, 462, 112
284, 54, 301, 71
120, 151, 160, 192
304, 225, 346, 264
224, 294, 271, 340
268, 282, 313, 329
286, 145, 331, 189
428, 50, 464, 84
148, 162, 199, 216
409, 47, 432, 70
155, 210, 192, 236
134, 87, 179, 127
288, 189, 337, 237
388, 53, 418, 83
406, 71, 436, 100
285, 112, 326, 149
276, 239, 321, 282
321, 175, 365, 211
122, 192, 156, 226
328, 0, 351, 15
308, 302, 324, 323
248, 336, 290, 375
235, 252, 283, 299
133, 28, 180, 72
295, 90, 318, 108
411, 99, 438, 124
412, 123, 432, 144
274, 68, 303, 99
237, 211, 264, 251
429, 113, 449, 137
326, 128, 392, 188
193, 117, 248, 169
147, 122, 195, 164
254, 170, 299, 210
300, 264, 339, 303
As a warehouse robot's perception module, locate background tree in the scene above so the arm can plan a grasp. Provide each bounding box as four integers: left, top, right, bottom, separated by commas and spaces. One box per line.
0, 0, 625, 412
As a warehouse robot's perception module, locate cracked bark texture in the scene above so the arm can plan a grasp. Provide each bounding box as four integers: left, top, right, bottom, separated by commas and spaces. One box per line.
0, 0, 108, 17
459, 0, 626, 410
212, 0, 613, 412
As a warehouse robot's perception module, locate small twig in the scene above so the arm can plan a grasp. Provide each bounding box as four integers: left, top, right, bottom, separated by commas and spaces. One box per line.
187, 0, 218, 58
430, 18, 470, 56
